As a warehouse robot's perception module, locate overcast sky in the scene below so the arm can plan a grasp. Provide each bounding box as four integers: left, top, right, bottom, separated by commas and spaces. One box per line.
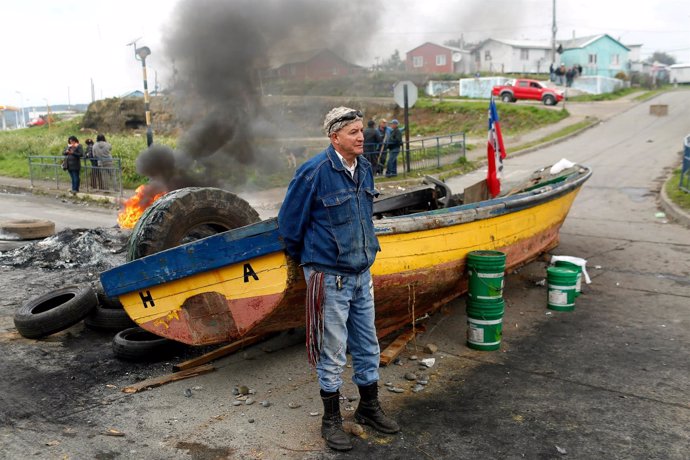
2, 0, 689, 108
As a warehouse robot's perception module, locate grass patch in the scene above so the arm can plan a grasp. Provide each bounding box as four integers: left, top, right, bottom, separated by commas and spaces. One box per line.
508, 118, 597, 153
567, 87, 643, 102
666, 168, 690, 211
412, 99, 569, 137
0, 117, 177, 189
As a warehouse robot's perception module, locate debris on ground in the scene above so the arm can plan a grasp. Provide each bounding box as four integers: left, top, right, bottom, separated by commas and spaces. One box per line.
420, 358, 435, 368
424, 343, 438, 354
0, 227, 128, 271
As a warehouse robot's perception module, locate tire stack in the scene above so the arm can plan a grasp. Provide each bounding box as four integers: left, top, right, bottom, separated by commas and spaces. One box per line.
465, 250, 507, 351
13, 283, 177, 361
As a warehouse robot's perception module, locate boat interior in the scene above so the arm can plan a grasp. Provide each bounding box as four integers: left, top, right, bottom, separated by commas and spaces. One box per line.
372, 164, 584, 219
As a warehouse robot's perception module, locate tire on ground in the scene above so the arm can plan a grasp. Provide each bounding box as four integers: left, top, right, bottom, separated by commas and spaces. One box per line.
112, 327, 178, 361
84, 303, 136, 331
126, 187, 260, 261
14, 285, 98, 339
0, 219, 56, 240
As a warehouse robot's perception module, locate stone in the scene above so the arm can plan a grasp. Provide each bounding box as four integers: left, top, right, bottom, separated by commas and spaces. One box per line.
288, 402, 301, 409
404, 372, 417, 381
232, 401, 242, 406
260, 401, 271, 408
387, 386, 405, 393
409, 355, 418, 361
424, 344, 438, 354
412, 384, 425, 393
245, 398, 255, 405
238, 385, 249, 395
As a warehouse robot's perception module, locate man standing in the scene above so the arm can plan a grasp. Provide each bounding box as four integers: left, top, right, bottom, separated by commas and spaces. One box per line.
385, 119, 403, 178
376, 118, 391, 175
278, 107, 399, 451
363, 119, 382, 172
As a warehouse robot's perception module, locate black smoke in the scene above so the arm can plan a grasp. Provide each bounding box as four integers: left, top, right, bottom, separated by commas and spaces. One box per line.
135, 0, 382, 192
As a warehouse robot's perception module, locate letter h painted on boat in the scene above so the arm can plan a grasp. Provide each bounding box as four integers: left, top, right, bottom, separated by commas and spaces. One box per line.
139, 290, 155, 308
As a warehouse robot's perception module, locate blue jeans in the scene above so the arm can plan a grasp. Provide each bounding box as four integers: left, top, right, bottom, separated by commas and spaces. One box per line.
68, 170, 80, 192
303, 266, 380, 393
386, 147, 400, 177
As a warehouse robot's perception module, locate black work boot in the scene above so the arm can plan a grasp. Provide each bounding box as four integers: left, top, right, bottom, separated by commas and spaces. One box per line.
320, 390, 353, 451
354, 383, 400, 434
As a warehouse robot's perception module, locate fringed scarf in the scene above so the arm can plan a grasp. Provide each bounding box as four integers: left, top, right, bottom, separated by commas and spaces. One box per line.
306, 270, 326, 368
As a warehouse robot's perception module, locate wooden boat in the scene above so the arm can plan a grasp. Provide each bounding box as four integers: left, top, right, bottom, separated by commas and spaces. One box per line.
100, 164, 591, 346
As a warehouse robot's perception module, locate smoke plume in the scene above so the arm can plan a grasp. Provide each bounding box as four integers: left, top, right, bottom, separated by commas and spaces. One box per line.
135, 0, 382, 193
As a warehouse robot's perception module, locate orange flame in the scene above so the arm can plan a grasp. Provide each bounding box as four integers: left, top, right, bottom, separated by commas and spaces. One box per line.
117, 185, 166, 229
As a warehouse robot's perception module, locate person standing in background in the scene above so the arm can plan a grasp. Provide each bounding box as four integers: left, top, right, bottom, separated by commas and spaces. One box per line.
63, 136, 83, 195
93, 134, 113, 191
363, 119, 382, 172
385, 119, 403, 178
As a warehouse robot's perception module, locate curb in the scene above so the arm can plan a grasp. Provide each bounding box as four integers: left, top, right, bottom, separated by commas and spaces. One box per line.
659, 174, 690, 229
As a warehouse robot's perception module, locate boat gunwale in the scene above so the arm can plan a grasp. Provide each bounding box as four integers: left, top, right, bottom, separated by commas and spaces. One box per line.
100, 165, 591, 298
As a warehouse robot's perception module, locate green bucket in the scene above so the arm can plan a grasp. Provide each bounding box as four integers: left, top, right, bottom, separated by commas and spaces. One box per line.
467, 250, 506, 301
466, 297, 504, 351
547, 266, 578, 311
555, 260, 582, 297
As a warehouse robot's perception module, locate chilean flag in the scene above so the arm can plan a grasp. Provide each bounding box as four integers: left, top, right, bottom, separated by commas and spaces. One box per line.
487, 98, 506, 198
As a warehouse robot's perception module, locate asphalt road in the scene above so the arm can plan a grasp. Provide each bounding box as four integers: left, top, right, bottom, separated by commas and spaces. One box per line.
1, 93, 688, 459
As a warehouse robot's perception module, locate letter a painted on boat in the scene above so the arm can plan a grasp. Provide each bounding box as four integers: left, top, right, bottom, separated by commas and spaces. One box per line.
139, 290, 155, 308
243, 263, 259, 283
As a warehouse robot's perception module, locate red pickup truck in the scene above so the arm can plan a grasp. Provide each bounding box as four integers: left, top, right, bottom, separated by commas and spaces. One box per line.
491, 79, 564, 106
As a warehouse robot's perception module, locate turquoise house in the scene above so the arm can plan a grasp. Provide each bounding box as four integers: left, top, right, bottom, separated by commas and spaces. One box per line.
558, 34, 630, 78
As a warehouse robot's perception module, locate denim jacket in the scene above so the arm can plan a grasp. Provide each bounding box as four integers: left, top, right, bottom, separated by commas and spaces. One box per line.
278, 145, 380, 275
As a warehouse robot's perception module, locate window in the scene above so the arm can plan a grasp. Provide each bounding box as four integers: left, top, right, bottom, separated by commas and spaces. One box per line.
611, 54, 620, 65
436, 54, 447, 66
588, 54, 598, 65
485, 50, 492, 61
413, 56, 423, 67
520, 49, 529, 60
518, 81, 528, 87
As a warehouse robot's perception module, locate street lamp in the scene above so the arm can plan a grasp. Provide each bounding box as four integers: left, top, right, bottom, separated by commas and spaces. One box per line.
133, 45, 154, 147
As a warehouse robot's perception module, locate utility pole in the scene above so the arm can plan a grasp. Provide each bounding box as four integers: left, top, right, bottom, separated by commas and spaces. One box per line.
551, 0, 557, 64
91, 78, 95, 103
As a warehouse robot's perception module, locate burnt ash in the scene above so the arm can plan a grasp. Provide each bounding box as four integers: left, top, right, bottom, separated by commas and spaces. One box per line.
0, 227, 129, 271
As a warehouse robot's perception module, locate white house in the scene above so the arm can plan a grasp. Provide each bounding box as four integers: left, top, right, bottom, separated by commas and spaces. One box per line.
473, 39, 552, 74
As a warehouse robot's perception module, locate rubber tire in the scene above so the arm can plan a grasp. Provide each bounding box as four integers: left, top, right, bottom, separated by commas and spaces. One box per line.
126, 187, 260, 261
112, 327, 176, 361
543, 94, 557, 106
501, 93, 514, 103
84, 304, 136, 331
14, 285, 98, 339
0, 219, 55, 240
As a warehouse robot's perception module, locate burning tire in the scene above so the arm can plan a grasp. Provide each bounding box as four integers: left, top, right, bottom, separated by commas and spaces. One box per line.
0, 219, 55, 240
126, 187, 260, 260
112, 327, 177, 361
14, 285, 98, 339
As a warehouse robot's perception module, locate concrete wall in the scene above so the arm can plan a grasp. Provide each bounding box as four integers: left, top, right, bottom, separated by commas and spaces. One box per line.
458, 77, 510, 98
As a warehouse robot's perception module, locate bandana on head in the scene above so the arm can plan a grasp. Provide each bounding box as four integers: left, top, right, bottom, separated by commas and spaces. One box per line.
323, 106, 362, 136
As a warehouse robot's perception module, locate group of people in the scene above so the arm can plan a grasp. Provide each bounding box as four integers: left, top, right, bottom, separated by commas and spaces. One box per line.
62, 134, 113, 194
550, 63, 583, 87
363, 118, 403, 177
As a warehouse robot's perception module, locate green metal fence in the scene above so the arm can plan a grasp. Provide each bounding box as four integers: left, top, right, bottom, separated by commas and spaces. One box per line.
28, 156, 123, 196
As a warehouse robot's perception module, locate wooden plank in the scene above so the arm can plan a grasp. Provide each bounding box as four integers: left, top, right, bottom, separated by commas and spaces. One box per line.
379, 329, 417, 366
172, 335, 265, 371
122, 364, 215, 394
463, 179, 489, 204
